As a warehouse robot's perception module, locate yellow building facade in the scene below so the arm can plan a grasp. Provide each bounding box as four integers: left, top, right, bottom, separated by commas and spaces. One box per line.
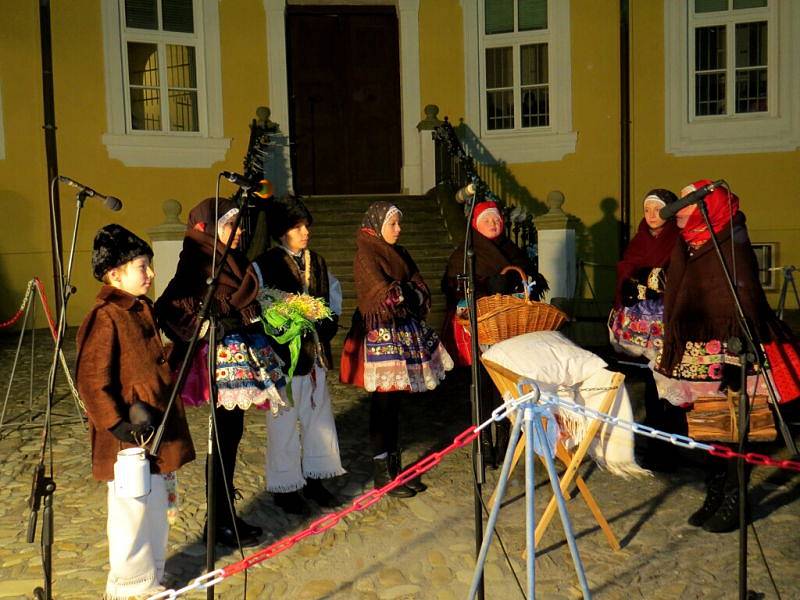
1, 0, 798, 324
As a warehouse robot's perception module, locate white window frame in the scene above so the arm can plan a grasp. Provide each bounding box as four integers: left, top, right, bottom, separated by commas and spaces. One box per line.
101, 0, 229, 168
665, 0, 800, 156
462, 0, 576, 163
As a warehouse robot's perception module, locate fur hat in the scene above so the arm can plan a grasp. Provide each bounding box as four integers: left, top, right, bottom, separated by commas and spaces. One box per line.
91, 224, 153, 282
267, 195, 313, 241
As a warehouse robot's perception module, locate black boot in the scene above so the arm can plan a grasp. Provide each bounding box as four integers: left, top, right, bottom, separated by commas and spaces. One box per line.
702, 488, 741, 533
688, 471, 726, 527
303, 478, 340, 508
274, 490, 312, 516
389, 451, 427, 493
373, 456, 416, 498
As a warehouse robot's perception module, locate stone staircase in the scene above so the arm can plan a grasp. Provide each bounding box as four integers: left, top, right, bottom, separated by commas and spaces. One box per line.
302, 195, 456, 364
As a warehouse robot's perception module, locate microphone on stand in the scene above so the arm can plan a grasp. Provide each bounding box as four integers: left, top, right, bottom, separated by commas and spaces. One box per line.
659, 179, 725, 220
221, 171, 273, 198
455, 182, 476, 205
58, 176, 123, 211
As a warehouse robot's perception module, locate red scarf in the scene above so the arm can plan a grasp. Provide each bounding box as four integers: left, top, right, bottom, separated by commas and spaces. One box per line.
615, 217, 680, 305
681, 179, 740, 248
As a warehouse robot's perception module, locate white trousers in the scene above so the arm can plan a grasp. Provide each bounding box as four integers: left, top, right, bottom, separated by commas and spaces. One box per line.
265, 365, 346, 492
105, 473, 168, 599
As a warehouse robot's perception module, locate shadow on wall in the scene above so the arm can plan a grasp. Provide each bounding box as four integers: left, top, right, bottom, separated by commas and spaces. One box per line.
454, 121, 547, 217
579, 197, 621, 301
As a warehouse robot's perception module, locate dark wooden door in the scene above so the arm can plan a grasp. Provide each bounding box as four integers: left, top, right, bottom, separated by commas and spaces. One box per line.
287, 6, 402, 195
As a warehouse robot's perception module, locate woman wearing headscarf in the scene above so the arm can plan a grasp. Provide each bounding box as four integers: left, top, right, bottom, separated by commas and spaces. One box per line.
655, 180, 800, 533
155, 197, 286, 548
609, 189, 680, 360
253, 196, 345, 515
440, 200, 548, 466
340, 201, 453, 497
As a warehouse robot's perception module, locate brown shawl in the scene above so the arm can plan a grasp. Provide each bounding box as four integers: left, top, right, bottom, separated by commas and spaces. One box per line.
353, 228, 429, 327
658, 211, 776, 375
155, 228, 260, 344
442, 231, 536, 304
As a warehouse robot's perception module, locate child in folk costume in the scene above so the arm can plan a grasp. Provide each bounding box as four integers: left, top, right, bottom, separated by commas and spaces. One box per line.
340, 201, 453, 497
254, 196, 345, 515
155, 197, 286, 548
76, 225, 195, 599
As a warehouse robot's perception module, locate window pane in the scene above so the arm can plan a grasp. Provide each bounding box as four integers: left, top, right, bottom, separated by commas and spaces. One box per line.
521, 43, 547, 85
485, 0, 514, 35
127, 42, 160, 87
486, 47, 513, 89
130, 88, 162, 130
522, 87, 549, 127
169, 90, 199, 131
695, 72, 726, 115
733, 0, 767, 9
519, 0, 547, 31
125, 0, 158, 30
735, 21, 767, 68
736, 68, 767, 112
486, 89, 514, 130
695, 0, 728, 13
695, 26, 726, 71
162, 0, 194, 33
166, 45, 197, 88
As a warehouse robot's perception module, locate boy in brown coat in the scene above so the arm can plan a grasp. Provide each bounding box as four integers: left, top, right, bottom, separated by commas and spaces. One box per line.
76, 224, 195, 599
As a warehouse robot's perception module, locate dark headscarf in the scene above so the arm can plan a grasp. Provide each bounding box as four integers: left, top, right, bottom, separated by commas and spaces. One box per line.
361, 201, 402, 240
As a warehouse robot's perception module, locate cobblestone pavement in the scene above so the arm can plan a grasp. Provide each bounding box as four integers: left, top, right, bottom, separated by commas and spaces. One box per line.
1, 330, 798, 600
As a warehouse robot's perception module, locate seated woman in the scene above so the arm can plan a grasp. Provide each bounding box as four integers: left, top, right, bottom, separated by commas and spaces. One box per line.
609, 188, 679, 361
655, 179, 800, 533
340, 201, 453, 497
441, 200, 548, 467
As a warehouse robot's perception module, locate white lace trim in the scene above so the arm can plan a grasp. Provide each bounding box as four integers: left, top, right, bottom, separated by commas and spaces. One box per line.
364, 345, 454, 393
217, 385, 288, 412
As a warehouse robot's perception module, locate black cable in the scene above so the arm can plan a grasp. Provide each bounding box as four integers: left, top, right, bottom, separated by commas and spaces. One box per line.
749, 520, 783, 600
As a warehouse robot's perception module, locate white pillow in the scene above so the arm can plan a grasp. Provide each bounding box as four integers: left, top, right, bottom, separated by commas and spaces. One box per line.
482, 331, 607, 387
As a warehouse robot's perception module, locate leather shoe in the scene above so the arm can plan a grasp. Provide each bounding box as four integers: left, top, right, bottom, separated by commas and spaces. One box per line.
274, 491, 312, 516
234, 516, 263, 539
203, 522, 260, 548
303, 478, 340, 508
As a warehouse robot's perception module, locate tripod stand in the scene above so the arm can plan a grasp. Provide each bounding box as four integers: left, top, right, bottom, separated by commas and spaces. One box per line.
0, 278, 85, 431
469, 380, 591, 599
773, 265, 799, 321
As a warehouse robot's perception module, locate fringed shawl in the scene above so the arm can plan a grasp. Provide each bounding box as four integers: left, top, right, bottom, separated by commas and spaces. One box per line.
657, 211, 775, 375
353, 228, 428, 328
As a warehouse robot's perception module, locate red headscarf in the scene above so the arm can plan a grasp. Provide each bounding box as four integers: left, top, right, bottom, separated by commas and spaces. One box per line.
680, 179, 740, 248
471, 201, 504, 230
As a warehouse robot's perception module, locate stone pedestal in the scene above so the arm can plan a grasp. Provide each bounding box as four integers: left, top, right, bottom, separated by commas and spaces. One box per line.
417, 104, 443, 195
147, 199, 185, 300
534, 191, 576, 301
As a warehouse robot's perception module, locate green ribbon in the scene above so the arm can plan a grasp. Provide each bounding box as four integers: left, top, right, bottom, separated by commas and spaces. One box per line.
260, 308, 313, 383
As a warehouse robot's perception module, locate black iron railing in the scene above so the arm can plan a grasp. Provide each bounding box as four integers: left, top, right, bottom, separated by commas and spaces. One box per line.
432, 118, 536, 261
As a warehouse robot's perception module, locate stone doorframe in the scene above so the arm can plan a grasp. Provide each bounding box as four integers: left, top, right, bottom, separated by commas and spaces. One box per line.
264, 0, 422, 194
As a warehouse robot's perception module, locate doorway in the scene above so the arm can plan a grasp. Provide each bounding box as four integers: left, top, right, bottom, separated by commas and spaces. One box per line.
287, 6, 402, 195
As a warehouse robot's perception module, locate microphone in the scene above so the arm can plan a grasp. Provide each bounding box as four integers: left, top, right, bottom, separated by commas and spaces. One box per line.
659, 179, 725, 220
58, 176, 123, 211
221, 171, 273, 198
455, 182, 476, 204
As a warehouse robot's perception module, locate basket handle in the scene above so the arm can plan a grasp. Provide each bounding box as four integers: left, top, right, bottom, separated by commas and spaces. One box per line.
499, 265, 531, 303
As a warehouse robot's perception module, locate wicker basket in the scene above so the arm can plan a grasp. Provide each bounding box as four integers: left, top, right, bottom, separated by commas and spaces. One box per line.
686, 391, 777, 443
460, 266, 568, 345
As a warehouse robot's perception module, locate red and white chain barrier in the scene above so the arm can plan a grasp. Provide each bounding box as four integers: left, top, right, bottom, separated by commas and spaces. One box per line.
148, 384, 799, 599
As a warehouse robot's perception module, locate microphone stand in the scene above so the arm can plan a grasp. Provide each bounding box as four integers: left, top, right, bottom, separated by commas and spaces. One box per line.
27, 187, 89, 600
459, 180, 485, 600
151, 188, 251, 600
694, 195, 798, 600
